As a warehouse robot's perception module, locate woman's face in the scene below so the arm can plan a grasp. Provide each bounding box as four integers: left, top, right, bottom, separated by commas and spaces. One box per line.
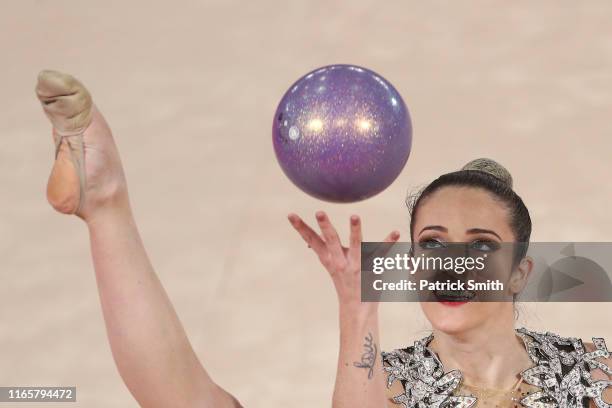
413, 186, 518, 335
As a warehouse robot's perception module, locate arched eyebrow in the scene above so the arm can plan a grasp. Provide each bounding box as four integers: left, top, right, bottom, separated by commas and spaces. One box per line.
419, 225, 447, 235
466, 228, 502, 240
419, 226, 502, 240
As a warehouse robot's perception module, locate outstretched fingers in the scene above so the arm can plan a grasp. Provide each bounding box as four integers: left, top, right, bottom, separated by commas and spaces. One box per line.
348, 216, 400, 263
363, 230, 402, 265
315, 211, 345, 262
288, 212, 401, 276
348, 215, 362, 264
379, 230, 401, 257
384, 230, 401, 243
287, 213, 326, 255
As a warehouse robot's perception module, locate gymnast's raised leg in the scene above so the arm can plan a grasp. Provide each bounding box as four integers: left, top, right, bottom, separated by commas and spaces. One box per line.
35, 70, 242, 408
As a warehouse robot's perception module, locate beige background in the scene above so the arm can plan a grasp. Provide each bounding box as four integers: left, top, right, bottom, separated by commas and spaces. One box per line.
1, 1, 611, 407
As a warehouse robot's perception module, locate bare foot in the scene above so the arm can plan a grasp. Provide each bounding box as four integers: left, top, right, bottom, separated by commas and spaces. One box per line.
35, 70, 128, 220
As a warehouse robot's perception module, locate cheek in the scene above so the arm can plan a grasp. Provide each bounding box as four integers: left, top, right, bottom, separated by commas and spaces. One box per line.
420, 302, 511, 334
479, 257, 517, 299
481, 252, 513, 280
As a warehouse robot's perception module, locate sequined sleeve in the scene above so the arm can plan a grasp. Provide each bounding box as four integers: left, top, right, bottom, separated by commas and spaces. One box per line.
517, 327, 612, 408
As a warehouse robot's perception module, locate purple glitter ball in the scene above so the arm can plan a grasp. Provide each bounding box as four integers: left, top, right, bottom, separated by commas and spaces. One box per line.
273, 64, 412, 203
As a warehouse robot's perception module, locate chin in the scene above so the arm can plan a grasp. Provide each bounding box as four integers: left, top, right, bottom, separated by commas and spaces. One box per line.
420, 301, 507, 335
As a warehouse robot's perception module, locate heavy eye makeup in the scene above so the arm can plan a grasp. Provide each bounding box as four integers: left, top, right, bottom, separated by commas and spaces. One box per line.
468, 239, 501, 253
416, 236, 501, 252
418, 237, 446, 250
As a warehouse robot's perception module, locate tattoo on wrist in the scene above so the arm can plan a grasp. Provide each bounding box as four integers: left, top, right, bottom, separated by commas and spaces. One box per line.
353, 332, 377, 379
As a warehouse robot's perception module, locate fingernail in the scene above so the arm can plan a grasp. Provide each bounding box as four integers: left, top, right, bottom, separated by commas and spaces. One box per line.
316, 211, 325, 220
350, 215, 359, 225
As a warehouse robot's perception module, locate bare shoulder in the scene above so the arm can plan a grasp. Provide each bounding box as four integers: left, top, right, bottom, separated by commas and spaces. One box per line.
385, 377, 405, 407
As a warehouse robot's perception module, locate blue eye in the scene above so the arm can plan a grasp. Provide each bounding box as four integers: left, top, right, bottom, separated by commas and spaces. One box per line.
469, 240, 499, 252
419, 239, 446, 250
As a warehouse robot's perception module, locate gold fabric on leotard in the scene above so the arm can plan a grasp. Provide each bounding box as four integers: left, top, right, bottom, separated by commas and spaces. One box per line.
457, 376, 540, 407
382, 327, 611, 407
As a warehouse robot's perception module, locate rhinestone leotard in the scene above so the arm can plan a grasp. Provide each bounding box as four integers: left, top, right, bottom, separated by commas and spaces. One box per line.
382, 327, 611, 407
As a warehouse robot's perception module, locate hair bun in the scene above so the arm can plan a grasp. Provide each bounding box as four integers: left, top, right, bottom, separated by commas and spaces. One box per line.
461, 158, 513, 188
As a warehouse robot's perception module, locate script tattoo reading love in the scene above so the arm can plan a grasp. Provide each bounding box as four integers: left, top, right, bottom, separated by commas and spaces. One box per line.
353, 332, 378, 379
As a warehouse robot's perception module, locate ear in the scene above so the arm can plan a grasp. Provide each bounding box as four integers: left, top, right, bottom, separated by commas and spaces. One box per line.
508, 256, 533, 294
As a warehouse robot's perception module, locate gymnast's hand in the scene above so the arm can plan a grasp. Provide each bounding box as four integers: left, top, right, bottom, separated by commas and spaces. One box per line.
288, 211, 400, 407
287, 211, 400, 311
